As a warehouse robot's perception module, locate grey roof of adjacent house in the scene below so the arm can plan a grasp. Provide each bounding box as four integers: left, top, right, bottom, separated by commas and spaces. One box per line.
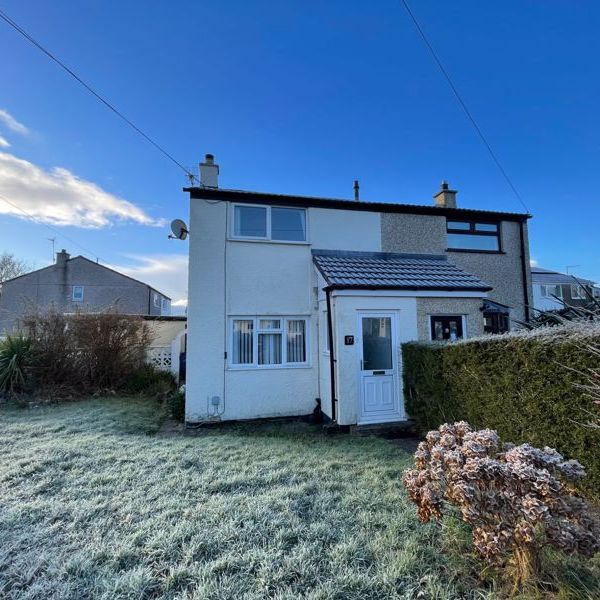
531, 267, 595, 287
312, 250, 492, 291
0, 255, 171, 299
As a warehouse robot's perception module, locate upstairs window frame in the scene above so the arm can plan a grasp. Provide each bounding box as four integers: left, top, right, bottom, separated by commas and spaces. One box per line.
446, 219, 502, 253
231, 203, 307, 243
72, 285, 84, 302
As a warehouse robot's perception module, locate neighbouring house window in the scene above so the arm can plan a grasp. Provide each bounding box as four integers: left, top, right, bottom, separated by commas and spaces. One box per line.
446, 220, 500, 251
571, 284, 587, 300
230, 317, 309, 367
540, 284, 563, 299
232, 205, 306, 242
430, 315, 464, 341
72, 286, 84, 302
153, 292, 160, 307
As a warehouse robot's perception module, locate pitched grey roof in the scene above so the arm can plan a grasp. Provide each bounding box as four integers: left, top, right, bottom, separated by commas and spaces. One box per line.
312, 250, 492, 291
531, 267, 595, 286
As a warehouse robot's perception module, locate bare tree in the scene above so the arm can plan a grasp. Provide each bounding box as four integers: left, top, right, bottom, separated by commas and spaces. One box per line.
0, 253, 30, 283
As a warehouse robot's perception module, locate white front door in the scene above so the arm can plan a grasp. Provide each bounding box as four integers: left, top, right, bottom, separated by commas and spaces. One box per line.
357, 312, 404, 424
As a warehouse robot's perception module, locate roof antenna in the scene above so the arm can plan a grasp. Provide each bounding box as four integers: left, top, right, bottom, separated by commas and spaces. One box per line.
353, 180, 360, 202
47, 237, 56, 263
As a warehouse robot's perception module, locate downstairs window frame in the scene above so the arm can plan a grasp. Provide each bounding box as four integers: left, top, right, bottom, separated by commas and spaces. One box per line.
229, 316, 310, 369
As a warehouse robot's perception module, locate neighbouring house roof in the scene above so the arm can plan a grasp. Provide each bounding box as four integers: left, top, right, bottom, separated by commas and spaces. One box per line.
0, 255, 171, 300
312, 249, 493, 292
184, 187, 531, 223
531, 267, 595, 287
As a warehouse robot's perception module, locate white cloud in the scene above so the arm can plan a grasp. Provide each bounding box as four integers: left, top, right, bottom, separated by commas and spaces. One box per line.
0, 109, 28, 135
530, 258, 538, 267
0, 151, 163, 228
0, 136, 9, 148
111, 254, 188, 314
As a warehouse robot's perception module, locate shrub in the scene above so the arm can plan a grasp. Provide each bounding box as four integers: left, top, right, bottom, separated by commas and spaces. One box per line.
403, 323, 600, 494
167, 389, 185, 422
123, 365, 176, 397
22, 307, 152, 394
0, 335, 31, 395
403, 422, 600, 590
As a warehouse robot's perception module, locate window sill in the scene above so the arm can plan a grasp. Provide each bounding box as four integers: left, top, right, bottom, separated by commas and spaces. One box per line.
446, 248, 505, 255
227, 364, 312, 371
228, 237, 310, 246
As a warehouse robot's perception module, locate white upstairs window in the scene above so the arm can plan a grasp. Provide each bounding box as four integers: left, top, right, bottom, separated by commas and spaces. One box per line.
232, 204, 306, 242
230, 317, 309, 368
72, 286, 84, 302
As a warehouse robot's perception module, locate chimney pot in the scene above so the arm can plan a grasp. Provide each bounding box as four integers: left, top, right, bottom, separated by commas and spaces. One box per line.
353, 180, 360, 202
433, 180, 458, 208
199, 153, 219, 188
56, 249, 70, 268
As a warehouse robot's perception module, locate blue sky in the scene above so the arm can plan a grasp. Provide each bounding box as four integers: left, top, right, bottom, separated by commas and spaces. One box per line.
1, 0, 599, 308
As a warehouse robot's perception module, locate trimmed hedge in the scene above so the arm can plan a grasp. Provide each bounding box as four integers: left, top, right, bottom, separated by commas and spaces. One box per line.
403, 324, 600, 494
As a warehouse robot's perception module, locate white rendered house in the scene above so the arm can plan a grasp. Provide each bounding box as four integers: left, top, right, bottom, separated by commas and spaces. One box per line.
183, 155, 532, 426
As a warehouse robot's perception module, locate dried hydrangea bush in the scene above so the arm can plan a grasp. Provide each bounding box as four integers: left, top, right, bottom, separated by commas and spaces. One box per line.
402, 422, 600, 587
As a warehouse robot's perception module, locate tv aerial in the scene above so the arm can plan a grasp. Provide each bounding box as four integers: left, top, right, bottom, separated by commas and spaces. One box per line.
169, 219, 189, 240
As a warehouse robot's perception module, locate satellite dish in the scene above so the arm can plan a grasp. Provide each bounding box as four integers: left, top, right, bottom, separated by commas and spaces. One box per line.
169, 219, 189, 240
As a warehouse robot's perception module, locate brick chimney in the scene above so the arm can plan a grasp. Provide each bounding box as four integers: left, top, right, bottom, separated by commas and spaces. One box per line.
56, 249, 70, 268
199, 153, 219, 188
433, 181, 457, 208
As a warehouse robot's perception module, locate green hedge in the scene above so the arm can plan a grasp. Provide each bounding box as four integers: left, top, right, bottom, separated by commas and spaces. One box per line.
403, 325, 600, 494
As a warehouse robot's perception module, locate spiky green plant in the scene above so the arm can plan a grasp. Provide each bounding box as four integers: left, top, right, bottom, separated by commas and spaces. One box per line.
0, 335, 31, 395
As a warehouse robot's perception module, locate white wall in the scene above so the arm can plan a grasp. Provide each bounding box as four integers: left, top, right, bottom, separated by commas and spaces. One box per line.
309, 207, 381, 250
331, 293, 419, 426
185, 199, 227, 422
186, 200, 382, 423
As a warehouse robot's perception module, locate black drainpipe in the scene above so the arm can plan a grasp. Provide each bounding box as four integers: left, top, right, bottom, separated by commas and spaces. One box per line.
519, 221, 530, 322
325, 288, 337, 422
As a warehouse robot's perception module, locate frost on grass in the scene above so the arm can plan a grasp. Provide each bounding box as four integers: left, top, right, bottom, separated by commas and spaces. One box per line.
0, 398, 478, 599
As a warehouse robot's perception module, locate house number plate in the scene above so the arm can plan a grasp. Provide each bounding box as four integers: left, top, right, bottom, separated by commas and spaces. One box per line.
344, 335, 354, 345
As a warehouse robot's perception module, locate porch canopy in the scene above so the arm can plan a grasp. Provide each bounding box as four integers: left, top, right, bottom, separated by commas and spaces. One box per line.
312, 249, 492, 292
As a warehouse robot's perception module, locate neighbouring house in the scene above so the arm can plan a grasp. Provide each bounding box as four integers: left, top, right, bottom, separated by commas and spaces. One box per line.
183, 154, 533, 426
531, 266, 597, 312
0, 249, 171, 334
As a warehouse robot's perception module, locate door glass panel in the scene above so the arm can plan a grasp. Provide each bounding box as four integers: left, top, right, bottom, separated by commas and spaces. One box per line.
362, 317, 392, 370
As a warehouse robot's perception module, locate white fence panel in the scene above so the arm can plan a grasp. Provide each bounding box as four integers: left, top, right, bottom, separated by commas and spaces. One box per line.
147, 346, 172, 371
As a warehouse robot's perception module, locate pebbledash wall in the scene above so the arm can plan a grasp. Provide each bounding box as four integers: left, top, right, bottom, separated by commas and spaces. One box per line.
186, 195, 532, 424
381, 214, 532, 323
185, 199, 382, 422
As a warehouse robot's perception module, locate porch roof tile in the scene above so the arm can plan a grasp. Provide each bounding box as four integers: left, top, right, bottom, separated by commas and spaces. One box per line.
312, 250, 492, 292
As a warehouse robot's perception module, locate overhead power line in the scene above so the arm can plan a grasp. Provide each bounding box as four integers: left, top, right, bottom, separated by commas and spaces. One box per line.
0, 7, 199, 186
399, 0, 530, 214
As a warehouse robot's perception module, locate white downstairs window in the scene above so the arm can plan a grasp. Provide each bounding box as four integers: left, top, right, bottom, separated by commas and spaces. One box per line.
230, 317, 308, 368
